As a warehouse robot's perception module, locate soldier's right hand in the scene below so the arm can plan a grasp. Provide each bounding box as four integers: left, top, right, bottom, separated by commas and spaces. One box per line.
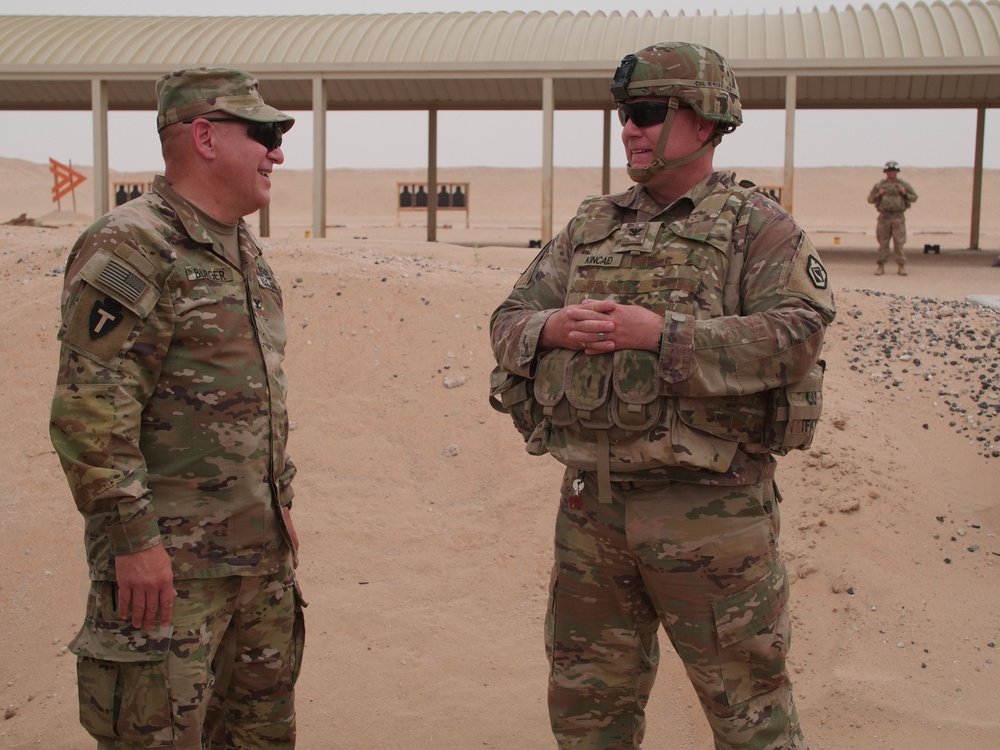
540, 300, 615, 352
115, 544, 177, 630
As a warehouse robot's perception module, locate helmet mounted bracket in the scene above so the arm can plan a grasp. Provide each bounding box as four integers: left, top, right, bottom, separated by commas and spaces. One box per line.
611, 54, 638, 103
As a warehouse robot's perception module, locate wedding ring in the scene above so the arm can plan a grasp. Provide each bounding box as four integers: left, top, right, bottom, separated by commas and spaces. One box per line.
598, 332, 606, 342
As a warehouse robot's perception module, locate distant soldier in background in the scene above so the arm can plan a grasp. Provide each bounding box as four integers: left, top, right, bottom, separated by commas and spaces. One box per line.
868, 160, 918, 275
50, 68, 303, 749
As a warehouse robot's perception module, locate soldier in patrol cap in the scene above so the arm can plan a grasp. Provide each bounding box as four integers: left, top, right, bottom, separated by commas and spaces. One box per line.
868, 160, 918, 275
50, 67, 304, 749
490, 42, 835, 749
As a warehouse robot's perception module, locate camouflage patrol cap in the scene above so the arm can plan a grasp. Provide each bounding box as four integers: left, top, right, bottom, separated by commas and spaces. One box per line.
155, 67, 294, 132
884, 160, 901, 171
611, 41, 742, 132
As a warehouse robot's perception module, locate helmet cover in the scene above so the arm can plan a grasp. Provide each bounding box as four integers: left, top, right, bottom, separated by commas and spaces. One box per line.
611, 41, 742, 132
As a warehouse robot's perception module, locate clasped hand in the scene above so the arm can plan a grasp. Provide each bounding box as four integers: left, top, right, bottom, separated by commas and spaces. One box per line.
541, 298, 662, 354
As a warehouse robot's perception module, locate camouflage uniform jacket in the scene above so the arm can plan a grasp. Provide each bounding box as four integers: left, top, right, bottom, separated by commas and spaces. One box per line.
50, 175, 296, 581
490, 171, 836, 485
867, 178, 917, 213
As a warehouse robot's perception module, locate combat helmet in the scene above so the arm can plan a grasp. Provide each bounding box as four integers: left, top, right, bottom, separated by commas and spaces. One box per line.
611, 41, 742, 183
884, 160, 901, 172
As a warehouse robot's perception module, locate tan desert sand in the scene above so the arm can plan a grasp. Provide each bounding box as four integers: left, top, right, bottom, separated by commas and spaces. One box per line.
2, 157, 1000, 749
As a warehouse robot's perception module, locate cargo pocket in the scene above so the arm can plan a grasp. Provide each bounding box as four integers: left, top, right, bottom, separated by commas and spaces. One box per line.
711, 561, 791, 708
543, 563, 560, 675
290, 580, 308, 687
69, 582, 175, 747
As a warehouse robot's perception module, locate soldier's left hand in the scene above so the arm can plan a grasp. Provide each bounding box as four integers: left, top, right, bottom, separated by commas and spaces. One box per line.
576, 299, 663, 354
545, 299, 615, 351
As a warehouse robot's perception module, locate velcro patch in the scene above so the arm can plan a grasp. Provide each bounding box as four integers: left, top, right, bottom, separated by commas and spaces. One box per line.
806, 255, 828, 289
96, 260, 146, 306
581, 254, 623, 268
61, 285, 139, 367
88, 297, 125, 339
187, 267, 235, 283
256, 263, 280, 293
619, 223, 647, 245
614, 222, 664, 255
784, 235, 835, 319
79, 249, 158, 318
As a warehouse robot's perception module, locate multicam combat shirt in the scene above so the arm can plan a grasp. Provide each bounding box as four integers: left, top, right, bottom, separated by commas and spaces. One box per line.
491, 171, 837, 485
867, 178, 918, 214
50, 176, 295, 580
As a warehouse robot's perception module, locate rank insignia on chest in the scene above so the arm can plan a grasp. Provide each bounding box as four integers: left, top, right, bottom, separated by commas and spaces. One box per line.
620, 223, 646, 246
88, 297, 124, 339
614, 221, 664, 256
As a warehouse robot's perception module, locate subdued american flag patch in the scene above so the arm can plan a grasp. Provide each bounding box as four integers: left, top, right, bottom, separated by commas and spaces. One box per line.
96, 260, 147, 305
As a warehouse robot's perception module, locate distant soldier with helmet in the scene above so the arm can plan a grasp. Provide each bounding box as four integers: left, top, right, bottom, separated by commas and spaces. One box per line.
490, 41, 835, 749
868, 160, 918, 275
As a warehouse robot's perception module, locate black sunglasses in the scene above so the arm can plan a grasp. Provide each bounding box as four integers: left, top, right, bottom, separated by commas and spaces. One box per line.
617, 101, 674, 128
182, 117, 284, 151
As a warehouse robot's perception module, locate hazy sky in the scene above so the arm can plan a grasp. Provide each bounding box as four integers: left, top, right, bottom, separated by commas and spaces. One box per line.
4, 0, 998, 171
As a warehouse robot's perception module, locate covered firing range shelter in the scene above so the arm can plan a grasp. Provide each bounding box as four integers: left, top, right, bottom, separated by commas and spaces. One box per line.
0, 1, 998, 248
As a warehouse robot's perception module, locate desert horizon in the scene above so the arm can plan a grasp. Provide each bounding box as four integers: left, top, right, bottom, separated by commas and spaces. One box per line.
5, 157, 1000, 255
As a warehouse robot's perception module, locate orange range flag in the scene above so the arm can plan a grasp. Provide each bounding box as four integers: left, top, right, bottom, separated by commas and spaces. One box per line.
49, 158, 86, 211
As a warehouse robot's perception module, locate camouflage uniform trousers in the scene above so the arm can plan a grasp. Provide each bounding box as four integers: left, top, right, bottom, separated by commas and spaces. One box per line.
73, 556, 305, 749
875, 211, 908, 266
545, 468, 807, 750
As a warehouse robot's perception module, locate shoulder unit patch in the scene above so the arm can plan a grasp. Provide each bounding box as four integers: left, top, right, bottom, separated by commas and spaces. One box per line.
88, 297, 125, 339
806, 255, 828, 289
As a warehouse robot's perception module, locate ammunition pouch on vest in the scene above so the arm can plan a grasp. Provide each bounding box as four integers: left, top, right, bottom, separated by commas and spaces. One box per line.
489, 366, 548, 456
762, 359, 825, 455
490, 355, 825, 465
530, 347, 739, 474
491, 347, 741, 475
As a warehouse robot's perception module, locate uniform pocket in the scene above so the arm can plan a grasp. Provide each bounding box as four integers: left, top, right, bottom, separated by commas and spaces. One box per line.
711, 561, 791, 707
69, 582, 175, 747
290, 580, 308, 687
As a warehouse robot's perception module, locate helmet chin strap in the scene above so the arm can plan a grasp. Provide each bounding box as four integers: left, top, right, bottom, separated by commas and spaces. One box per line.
626, 98, 721, 184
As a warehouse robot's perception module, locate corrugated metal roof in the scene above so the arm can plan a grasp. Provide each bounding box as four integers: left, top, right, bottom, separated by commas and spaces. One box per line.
0, 2, 997, 113
1, 3, 995, 239
1, 4, 998, 64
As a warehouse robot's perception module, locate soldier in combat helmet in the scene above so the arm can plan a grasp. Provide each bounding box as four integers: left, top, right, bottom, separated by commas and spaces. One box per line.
868, 160, 918, 275
50, 68, 304, 749
490, 42, 836, 749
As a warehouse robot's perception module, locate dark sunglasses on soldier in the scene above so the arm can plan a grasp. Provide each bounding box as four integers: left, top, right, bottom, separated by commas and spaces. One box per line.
182, 117, 284, 151
616, 101, 674, 128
